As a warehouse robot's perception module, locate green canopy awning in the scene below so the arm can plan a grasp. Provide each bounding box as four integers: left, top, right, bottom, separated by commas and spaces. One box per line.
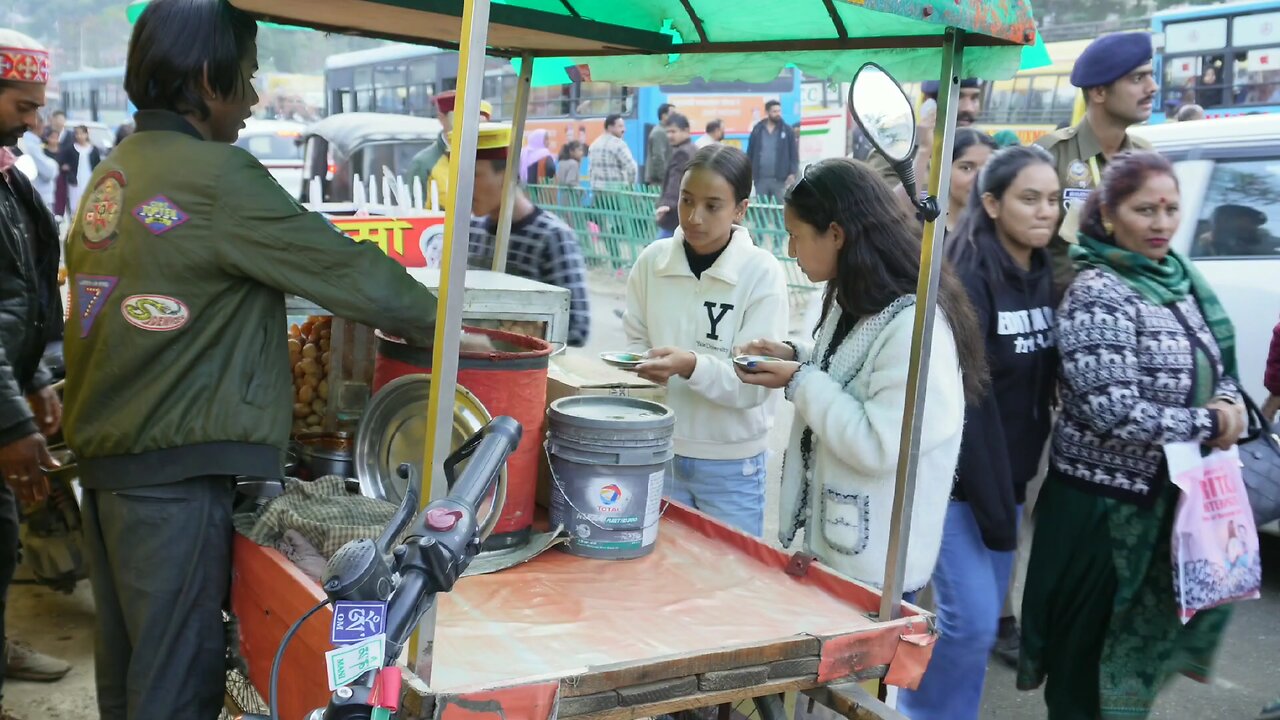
232, 0, 1037, 83
127, 0, 310, 31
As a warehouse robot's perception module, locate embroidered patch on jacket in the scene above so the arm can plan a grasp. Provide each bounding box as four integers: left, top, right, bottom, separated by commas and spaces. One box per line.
74, 274, 119, 338
120, 294, 190, 332
132, 195, 189, 235
81, 171, 127, 251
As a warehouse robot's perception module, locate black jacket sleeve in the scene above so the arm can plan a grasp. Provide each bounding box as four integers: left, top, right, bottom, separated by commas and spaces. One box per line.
953, 268, 1018, 551
0, 337, 37, 447
787, 124, 800, 177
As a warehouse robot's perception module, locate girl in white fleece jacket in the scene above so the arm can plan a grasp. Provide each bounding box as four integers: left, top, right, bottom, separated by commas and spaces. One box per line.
737, 158, 987, 591
623, 145, 788, 536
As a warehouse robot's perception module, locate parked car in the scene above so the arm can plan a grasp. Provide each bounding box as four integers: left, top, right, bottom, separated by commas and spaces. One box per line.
1130, 115, 1280, 406
299, 112, 442, 204
236, 118, 307, 199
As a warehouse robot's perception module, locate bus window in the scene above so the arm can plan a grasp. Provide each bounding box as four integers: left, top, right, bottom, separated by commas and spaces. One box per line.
1028, 75, 1058, 121
985, 79, 1016, 122
1052, 75, 1077, 118
576, 82, 632, 117
1163, 56, 1203, 109
1236, 47, 1280, 104
528, 85, 571, 118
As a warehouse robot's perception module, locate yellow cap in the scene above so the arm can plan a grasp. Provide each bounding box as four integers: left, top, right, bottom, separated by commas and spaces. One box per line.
479, 100, 494, 119
447, 122, 512, 159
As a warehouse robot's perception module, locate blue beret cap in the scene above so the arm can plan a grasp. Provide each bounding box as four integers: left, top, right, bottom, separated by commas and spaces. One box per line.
921, 78, 981, 98
1071, 32, 1153, 88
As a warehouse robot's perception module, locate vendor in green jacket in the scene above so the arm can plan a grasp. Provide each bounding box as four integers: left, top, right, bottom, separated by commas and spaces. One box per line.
62, 1, 477, 717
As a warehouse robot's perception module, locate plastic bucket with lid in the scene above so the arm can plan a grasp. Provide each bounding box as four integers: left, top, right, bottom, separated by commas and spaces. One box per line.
373, 327, 552, 551
545, 395, 675, 560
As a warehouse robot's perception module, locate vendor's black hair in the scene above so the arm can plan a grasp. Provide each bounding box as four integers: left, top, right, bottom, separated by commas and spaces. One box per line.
683, 144, 752, 203
705, 119, 723, 135
657, 103, 674, 122
604, 114, 623, 131
786, 158, 987, 403
126, 0, 258, 119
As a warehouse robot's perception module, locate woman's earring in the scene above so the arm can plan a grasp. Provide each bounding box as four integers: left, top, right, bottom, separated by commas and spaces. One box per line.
1103, 219, 1115, 235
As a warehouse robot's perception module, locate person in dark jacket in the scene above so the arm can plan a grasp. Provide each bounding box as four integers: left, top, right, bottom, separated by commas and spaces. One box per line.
898, 145, 1060, 720
654, 112, 695, 239
57, 125, 102, 220
0, 28, 74, 713
746, 100, 797, 201
64, 4, 485, 717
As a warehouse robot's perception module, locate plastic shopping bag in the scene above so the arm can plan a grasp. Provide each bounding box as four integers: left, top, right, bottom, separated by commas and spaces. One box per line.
1165, 442, 1262, 624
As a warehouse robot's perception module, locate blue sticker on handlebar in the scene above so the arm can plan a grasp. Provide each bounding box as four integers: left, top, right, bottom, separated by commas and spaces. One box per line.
332, 601, 388, 645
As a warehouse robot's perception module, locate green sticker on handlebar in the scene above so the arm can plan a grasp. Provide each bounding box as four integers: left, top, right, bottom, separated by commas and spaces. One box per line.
325, 633, 386, 690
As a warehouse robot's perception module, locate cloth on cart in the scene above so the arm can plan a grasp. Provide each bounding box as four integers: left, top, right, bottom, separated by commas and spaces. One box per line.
234, 476, 396, 558
276, 529, 329, 583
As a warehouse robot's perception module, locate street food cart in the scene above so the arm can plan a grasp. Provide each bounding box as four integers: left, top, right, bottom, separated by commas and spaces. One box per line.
219, 0, 1036, 718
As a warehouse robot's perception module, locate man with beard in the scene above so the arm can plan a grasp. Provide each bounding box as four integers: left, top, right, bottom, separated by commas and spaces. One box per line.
867, 78, 984, 200
1038, 32, 1156, 297
0, 29, 74, 718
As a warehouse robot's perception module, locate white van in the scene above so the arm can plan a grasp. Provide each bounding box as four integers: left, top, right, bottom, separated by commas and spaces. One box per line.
1130, 115, 1280, 404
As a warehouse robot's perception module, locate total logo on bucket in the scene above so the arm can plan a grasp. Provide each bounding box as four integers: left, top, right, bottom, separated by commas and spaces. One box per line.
596, 483, 625, 513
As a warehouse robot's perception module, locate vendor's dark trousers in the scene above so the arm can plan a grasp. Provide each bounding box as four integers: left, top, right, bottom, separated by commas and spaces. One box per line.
83, 477, 234, 720
0, 484, 20, 706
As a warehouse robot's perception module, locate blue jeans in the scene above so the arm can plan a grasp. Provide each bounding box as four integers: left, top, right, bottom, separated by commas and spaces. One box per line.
667, 452, 767, 537
897, 501, 1019, 720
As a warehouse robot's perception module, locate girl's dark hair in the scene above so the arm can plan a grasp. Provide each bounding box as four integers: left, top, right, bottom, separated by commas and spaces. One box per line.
786, 158, 987, 403
684, 145, 752, 203
125, 0, 258, 119
951, 127, 997, 163
947, 144, 1056, 270
558, 140, 582, 161
1080, 151, 1178, 242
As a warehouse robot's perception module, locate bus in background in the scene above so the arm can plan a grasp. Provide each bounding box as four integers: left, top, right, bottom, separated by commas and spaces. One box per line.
1151, 0, 1280, 123
323, 43, 801, 173
58, 67, 131, 128
980, 38, 1089, 144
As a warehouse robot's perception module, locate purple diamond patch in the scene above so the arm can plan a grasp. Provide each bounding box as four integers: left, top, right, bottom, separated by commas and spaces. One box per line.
132, 195, 190, 235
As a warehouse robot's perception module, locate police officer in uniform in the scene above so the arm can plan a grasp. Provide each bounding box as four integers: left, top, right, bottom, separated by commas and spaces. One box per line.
1037, 32, 1157, 297
62, 1, 483, 717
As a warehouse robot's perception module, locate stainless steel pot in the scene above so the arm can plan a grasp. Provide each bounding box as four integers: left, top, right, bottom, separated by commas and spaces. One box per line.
292, 431, 355, 480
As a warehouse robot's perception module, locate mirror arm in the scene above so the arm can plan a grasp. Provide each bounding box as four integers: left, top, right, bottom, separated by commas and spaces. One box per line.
891, 155, 941, 223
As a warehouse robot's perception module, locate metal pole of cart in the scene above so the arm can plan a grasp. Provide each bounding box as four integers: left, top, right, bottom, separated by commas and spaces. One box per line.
879, 28, 966, 621
412, 0, 494, 681
492, 54, 535, 273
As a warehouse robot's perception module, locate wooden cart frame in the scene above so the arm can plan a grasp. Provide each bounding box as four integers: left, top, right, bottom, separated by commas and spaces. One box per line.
221, 0, 1037, 717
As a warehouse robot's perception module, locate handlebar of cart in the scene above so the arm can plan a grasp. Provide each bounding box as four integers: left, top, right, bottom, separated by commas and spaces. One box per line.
238, 415, 522, 720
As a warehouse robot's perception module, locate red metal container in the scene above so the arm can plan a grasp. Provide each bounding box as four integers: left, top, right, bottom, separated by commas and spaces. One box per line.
373, 327, 552, 550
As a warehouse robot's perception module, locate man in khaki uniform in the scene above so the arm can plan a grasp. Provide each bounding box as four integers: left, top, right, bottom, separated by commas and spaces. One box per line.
1037, 32, 1157, 297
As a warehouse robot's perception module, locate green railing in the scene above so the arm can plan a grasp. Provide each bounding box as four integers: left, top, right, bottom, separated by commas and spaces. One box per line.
527, 183, 819, 307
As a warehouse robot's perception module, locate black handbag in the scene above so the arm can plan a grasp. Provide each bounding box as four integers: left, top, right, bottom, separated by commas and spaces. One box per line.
1239, 391, 1280, 527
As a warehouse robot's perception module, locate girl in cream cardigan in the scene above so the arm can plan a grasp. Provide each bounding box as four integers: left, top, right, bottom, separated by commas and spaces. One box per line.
737, 158, 987, 592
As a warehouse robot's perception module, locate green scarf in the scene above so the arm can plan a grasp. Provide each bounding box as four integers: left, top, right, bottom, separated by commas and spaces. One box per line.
1070, 234, 1238, 380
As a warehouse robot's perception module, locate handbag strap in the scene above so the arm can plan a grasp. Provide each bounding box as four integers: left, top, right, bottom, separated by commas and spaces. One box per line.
1240, 389, 1279, 449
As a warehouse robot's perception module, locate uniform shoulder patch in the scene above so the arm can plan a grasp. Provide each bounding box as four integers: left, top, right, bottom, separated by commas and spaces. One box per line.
74, 274, 119, 337
81, 171, 127, 251
132, 195, 190, 235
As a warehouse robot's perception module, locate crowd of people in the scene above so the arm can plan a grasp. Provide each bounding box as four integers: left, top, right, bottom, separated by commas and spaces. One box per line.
0, 0, 1273, 717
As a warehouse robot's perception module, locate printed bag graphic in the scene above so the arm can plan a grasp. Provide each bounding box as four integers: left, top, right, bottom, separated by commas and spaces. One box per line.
1165, 442, 1261, 624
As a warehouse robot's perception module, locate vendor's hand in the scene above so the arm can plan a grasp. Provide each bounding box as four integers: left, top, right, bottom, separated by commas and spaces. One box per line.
27, 386, 61, 437
634, 347, 695, 384
655, 206, 670, 221
734, 360, 801, 389
1264, 393, 1280, 423
459, 332, 495, 353
1206, 400, 1246, 451
733, 338, 795, 362
0, 434, 53, 505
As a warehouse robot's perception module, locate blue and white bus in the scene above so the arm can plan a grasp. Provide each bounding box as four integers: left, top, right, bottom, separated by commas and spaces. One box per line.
58, 67, 132, 128
323, 43, 802, 170
1152, 0, 1280, 122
